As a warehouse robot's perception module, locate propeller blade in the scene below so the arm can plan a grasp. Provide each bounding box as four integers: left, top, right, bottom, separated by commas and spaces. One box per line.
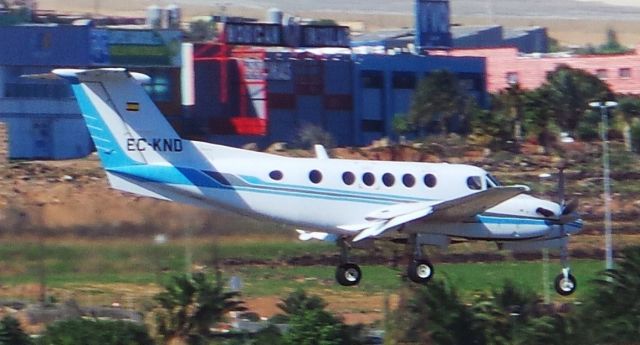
557, 167, 565, 205
559, 213, 580, 225
562, 198, 579, 215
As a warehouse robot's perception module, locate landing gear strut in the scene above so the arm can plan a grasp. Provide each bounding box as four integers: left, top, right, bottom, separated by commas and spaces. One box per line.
554, 245, 577, 296
407, 235, 434, 284
335, 237, 361, 286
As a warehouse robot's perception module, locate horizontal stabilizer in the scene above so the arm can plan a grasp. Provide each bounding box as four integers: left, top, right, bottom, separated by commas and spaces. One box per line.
296, 230, 337, 242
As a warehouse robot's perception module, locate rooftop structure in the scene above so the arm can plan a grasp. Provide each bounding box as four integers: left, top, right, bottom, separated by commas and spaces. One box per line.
448, 47, 640, 94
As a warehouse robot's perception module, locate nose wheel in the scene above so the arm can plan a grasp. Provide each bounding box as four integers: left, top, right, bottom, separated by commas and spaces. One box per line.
554, 268, 577, 296
555, 245, 577, 296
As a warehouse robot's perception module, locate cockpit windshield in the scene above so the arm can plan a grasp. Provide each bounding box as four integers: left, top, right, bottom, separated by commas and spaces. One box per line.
486, 174, 501, 188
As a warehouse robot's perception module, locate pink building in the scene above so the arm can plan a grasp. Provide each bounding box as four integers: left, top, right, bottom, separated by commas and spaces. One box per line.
446, 47, 640, 95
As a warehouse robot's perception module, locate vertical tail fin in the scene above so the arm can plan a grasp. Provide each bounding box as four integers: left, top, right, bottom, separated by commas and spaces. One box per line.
53, 68, 188, 168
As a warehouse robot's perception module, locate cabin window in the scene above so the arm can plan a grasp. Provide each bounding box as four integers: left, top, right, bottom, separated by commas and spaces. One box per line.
269, 170, 283, 181
362, 172, 375, 186
402, 174, 416, 187
342, 172, 355, 185
423, 174, 437, 188
382, 173, 395, 187
467, 176, 482, 190
309, 170, 323, 184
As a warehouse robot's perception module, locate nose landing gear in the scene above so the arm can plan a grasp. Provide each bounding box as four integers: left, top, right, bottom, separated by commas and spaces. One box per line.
554, 246, 577, 296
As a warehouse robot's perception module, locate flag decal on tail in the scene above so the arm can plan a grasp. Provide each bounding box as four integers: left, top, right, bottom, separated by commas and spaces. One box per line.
126, 102, 140, 112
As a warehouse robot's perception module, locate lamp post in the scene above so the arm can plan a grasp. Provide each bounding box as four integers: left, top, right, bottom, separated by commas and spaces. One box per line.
589, 101, 618, 270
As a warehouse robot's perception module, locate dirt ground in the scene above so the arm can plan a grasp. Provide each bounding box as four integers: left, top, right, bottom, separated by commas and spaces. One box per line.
244, 293, 399, 324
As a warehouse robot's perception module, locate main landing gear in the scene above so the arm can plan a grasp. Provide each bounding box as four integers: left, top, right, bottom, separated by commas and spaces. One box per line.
554, 245, 577, 296
335, 238, 362, 286
334, 235, 435, 287
407, 235, 434, 284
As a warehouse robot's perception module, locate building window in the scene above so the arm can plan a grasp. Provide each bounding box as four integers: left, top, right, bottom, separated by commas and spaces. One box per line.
4, 82, 71, 99
143, 72, 172, 102
619, 68, 632, 79
596, 69, 608, 80
392, 72, 416, 89
506, 72, 519, 85
361, 120, 384, 132
342, 172, 355, 185
361, 71, 384, 88
309, 170, 323, 184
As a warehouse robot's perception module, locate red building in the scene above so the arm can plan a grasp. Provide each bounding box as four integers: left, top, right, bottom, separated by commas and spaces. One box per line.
446, 46, 640, 95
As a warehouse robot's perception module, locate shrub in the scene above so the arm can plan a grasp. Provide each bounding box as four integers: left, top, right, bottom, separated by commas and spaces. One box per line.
38, 318, 154, 345
0, 316, 32, 345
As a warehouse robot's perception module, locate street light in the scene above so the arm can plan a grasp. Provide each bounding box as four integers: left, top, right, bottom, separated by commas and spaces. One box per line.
589, 101, 618, 271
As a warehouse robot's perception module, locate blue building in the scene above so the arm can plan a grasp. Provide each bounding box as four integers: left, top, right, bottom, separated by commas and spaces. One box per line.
0, 25, 92, 159
187, 44, 486, 147
0, 24, 182, 159
351, 53, 485, 145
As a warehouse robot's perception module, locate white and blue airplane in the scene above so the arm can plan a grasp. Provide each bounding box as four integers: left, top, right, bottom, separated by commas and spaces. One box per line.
49, 68, 582, 295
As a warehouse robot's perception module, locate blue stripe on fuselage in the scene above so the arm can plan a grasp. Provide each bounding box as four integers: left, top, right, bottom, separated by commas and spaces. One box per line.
107, 165, 418, 205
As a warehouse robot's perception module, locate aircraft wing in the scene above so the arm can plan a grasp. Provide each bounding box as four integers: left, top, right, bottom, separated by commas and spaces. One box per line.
424, 186, 527, 222
349, 186, 527, 242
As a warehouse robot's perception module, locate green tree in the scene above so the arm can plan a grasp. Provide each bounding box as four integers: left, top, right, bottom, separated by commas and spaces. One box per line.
282, 309, 345, 345
616, 96, 640, 151
308, 19, 339, 26
408, 70, 477, 136
38, 318, 153, 345
391, 280, 483, 345
522, 87, 556, 154
479, 281, 564, 345
540, 65, 612, 136
598, 28, 630, 54
274, 290, 361, 345
471, 85, 524, 150
153, 272, 245, 345
295, 124, 336, 149
576, 246, 640, 344
187, 20, 217, 42
0, 316, 32, 345
274, 289, 328, 322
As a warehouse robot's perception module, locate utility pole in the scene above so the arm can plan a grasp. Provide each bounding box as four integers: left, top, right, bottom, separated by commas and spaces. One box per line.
589, 101, 618, 271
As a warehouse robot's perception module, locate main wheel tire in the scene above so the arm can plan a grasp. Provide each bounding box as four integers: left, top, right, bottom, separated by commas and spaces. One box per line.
554, 273, 577, 296
408, 259, 434, 284
335, 263, 362, 286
